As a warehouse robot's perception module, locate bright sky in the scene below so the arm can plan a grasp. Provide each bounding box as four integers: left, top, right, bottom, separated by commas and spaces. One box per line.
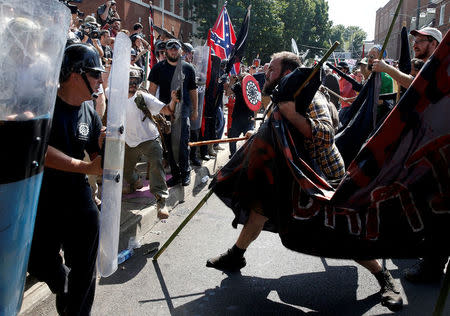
327, 0, 390, 40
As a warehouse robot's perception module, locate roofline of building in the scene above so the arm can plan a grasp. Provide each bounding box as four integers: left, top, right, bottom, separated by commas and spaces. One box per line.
129, 0, 190, 23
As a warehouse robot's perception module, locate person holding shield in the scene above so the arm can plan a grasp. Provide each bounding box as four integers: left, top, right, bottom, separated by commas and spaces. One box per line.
27, 44, 105, 316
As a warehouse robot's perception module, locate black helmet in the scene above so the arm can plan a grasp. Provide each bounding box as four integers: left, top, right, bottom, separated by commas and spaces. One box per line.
60, 43, 105, 82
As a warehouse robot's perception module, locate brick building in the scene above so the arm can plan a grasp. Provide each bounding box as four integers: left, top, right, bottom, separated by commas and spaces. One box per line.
75, 0, 194, 42
374, 0, 448, 60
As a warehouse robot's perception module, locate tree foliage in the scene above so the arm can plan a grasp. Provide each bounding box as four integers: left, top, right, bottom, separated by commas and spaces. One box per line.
330, 24, 367, 58
187, 0, 366, 64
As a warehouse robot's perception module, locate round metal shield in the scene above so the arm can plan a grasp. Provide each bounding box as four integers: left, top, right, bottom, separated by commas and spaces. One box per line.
242, 75, 262, 111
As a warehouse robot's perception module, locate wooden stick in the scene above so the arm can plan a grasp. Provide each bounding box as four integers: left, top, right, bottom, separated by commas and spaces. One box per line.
294, 41, 340, 98
379, 0, 404, 60
433, 267, 450, 316
189, 137, 248, 147
321, 85, 346, 101
153, 189, 214, 260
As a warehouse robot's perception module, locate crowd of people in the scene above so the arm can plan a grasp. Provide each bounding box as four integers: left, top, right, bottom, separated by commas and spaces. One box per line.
18, 1, 447, 314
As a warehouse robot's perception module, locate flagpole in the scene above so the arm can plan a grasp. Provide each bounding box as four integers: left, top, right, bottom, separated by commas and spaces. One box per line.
379, 0, 404, 60
153, 189, 214, 261
294, 41, 339, 98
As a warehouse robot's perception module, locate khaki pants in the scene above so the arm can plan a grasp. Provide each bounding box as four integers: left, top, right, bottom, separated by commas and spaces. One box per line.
124, 137, 169, 203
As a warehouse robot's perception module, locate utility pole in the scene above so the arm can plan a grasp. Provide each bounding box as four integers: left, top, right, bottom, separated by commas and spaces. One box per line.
416, 0, 420, 29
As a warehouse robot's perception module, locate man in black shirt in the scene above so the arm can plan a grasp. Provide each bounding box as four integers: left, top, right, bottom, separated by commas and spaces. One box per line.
148, 39, 198, 186
27, 44, 105, 315
227, 74, 255, 158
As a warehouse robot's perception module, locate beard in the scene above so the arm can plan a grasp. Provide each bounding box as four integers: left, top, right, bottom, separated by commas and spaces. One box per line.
166, 54, 179, 63
262, 77, 280, 95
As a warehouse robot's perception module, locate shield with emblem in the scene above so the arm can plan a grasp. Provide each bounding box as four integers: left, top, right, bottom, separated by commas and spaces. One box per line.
241, 74, 262, 111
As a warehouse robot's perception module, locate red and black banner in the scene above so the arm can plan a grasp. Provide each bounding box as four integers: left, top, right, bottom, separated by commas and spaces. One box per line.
211, 31, 450, 259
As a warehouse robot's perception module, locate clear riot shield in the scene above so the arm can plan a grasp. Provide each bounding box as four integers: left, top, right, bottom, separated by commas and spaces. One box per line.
191, 46, 209, 130
0, 1, 70, 315
98, 32, 131, 277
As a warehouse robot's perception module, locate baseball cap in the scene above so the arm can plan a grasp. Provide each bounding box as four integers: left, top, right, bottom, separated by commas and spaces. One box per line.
84, 16, 97, 24
337, 61, 349, 69
410, 27, 442, 43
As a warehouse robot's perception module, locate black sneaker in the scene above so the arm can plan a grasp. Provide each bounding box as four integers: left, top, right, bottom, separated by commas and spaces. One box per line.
404, 260, 443, 283
200, 154, 211, 161
182, 173, 191, 186
206, 249, 246, 272
166, 176, 181, 187
191, 159, 202, 167
374, 269, 403, 312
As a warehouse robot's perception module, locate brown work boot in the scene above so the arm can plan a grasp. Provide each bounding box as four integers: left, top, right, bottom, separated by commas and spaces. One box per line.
374, 269, 403, 312
157, 204, 169, 220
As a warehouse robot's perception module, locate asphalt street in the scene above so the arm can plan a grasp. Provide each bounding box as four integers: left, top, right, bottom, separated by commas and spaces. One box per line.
24, 182, 449, 316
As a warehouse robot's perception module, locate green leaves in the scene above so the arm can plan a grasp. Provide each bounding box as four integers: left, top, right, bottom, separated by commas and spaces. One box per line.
188, 0, 366, 64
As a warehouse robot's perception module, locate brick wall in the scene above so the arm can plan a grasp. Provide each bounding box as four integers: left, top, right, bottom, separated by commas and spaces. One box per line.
75, 0, 193, 42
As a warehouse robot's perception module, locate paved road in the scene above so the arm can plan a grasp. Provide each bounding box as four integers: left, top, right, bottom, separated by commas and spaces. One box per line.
26, 184, 448, 316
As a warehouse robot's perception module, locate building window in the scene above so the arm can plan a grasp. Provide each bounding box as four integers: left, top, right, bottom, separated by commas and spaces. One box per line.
170, 0, 175, 12
179, 1, 184, 18
439, 4, 445, 25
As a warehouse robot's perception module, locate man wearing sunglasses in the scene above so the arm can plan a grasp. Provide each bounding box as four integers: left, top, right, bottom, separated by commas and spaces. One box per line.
371, 27, 442, 89
148, 38, 198, 187
27, 43, 106, 315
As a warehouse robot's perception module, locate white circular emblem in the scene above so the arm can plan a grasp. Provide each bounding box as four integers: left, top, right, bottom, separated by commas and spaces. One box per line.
78, 123, 89, 137
246, 81, 261, 105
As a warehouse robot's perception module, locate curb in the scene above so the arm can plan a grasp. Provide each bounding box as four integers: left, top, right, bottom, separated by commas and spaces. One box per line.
19, 143, 231, 315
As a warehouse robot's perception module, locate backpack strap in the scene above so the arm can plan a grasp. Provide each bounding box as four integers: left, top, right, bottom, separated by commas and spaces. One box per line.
134, 92, 156, 123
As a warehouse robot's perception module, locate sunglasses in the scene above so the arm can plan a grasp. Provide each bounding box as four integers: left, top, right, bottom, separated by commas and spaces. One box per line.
412, 39, 432, 45
86, 71, 102, 79
129, 78, 141, 86
166, 42, 181, 50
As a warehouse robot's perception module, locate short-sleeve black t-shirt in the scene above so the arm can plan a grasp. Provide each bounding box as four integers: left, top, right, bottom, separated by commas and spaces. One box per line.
231, 82, 254, 121
148, 60, 197, 109
44, 97, 102, 186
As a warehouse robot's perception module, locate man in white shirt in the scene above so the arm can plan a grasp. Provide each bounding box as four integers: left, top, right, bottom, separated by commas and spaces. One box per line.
124, 67, 178, 219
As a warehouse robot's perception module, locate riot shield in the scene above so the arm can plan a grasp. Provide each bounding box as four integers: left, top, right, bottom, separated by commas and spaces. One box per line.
191, 46, 209, 130
0, 1, 70, 315
98, 32, 131, 277
170, 60, 184, 163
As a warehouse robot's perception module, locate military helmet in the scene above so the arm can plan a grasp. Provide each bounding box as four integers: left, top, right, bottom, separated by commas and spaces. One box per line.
60, 43, 105, 82
129, 66, 143, 83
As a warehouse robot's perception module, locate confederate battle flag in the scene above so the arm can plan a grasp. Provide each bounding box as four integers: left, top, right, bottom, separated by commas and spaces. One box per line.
209, 2, 239, 74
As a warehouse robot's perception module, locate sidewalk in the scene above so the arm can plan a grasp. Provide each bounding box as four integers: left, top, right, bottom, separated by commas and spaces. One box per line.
19, 140, 234, 315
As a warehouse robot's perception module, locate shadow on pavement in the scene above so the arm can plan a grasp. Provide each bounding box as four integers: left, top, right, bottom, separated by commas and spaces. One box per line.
98, 242, 160, 286
148, 264, 382, 316
391, 258, 449, 316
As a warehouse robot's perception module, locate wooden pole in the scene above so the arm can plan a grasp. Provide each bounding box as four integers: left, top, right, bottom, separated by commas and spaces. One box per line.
153, 189, 214, 260
294, 41, 340, 98
379, 0, 404, 60
189, 137, 248, 147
